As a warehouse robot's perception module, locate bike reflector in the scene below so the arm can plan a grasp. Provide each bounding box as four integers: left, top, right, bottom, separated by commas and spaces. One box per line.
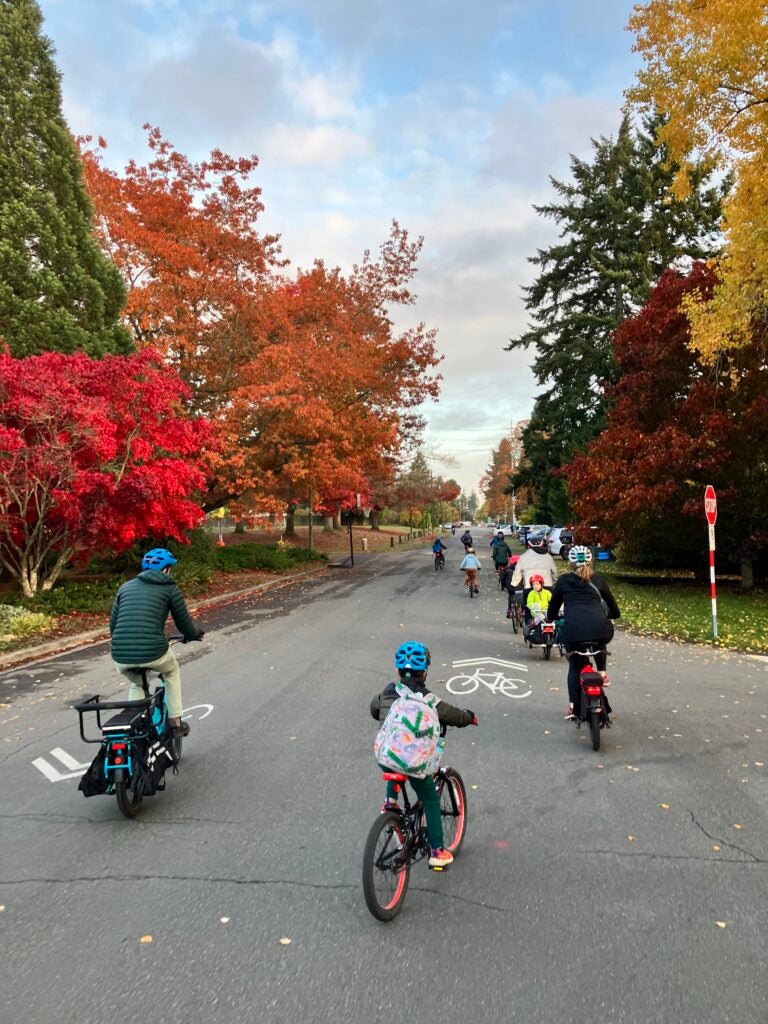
583, 685, 603, 697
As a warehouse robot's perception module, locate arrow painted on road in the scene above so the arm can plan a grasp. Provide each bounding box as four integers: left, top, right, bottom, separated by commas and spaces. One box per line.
452, 658, 528, 672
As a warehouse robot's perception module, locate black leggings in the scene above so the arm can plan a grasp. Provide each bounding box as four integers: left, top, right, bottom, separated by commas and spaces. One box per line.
565, 643, 608, 713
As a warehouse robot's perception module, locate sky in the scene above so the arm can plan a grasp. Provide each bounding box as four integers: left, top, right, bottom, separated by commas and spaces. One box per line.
40, 0, 641, 496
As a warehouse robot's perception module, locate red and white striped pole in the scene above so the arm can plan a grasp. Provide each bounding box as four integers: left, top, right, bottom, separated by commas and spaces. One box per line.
704, 485, 718, 638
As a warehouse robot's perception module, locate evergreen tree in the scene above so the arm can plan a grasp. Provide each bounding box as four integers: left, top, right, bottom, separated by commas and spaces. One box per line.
508, 116, 726, 521
0, 0, 131, 356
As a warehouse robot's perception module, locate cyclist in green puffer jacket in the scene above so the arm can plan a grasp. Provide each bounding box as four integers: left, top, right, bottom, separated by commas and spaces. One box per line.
110, 548, 203, 736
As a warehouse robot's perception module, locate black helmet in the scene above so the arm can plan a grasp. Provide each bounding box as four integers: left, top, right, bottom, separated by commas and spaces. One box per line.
529, 537, 547, 553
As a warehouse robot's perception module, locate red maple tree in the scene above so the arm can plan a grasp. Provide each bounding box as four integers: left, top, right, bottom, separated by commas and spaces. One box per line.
0, 349, 211, 596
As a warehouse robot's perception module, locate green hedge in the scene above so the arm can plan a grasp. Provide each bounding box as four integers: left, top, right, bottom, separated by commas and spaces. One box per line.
213, 543, 326, 572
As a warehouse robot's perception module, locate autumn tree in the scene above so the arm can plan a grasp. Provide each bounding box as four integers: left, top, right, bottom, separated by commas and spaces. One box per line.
628, 0, 768, 360
0, 350, 211, 596
480, 437, 514, 520
0, 0, 130, 356
83, 133, 440, 515
507, 116, 725, 520
566, 264, 768, 586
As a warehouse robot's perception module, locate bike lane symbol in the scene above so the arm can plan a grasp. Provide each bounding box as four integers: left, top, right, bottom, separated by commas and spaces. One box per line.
446, 658, 532, 700
30, 703, 215, 782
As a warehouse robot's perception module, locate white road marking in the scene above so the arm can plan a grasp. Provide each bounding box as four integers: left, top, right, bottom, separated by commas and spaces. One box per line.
452, 657, 528, 671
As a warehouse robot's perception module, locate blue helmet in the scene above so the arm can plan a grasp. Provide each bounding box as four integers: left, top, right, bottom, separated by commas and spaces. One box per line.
394, 641, 431, 673
141, 548, 177, 571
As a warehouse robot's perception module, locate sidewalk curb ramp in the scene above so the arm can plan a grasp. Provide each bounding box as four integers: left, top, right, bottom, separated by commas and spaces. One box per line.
0, 565, 328, 673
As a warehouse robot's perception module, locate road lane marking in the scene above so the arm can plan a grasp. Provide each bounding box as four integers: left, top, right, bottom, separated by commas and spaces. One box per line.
446, 659, 531, 699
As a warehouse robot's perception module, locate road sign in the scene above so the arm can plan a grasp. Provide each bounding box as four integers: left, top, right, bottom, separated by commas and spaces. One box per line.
704, 485, 717, 526
704, 486, 718, 637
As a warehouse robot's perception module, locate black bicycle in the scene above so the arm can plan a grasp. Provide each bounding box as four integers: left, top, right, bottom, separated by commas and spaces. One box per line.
75, 637, 196, 818
434, 551, 446, 571
362, 762, 467, 921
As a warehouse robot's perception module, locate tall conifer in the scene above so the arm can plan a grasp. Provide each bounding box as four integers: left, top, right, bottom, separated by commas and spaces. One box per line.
508, 116, 726, 521
0, 0, 130, 355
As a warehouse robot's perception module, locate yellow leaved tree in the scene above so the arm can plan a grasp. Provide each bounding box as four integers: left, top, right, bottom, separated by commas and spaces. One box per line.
626, 0, 768, 360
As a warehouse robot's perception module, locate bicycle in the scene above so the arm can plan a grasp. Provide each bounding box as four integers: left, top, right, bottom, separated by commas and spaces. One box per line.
566, 642, 612, 751
462, 568, 479, 597
434, 551, 446, 571
75, 637, 197, 818
507, 588, 525, 634
446, 666, 531, 699
362, 758, 468, 921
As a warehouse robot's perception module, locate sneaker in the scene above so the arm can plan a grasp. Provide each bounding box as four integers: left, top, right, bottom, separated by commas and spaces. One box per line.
380, 800, 399, 814
564, 704, 576, 721
428, 847, 454, 869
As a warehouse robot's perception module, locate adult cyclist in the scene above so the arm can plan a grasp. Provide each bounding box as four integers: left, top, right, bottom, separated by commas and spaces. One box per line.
546, 546, 620, 720
512, 536, 558, 636
110, 548, 204, 736
460, 529, 473, 552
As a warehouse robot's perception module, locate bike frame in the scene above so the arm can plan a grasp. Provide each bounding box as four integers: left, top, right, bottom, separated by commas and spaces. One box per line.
380, 766, 461, 869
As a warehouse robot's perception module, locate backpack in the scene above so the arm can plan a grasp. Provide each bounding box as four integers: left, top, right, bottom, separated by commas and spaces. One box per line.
374, 682, 442, 778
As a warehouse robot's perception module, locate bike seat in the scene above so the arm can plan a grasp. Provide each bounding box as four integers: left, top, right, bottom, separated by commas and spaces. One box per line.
382, 772, 408, 782
102, 708, 142, 732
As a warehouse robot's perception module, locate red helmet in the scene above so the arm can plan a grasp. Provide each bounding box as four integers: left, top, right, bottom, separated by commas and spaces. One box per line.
529, 574, 545, 586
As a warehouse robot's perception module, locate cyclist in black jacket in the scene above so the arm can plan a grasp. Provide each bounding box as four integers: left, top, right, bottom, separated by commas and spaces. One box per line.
546, 546, 620, 720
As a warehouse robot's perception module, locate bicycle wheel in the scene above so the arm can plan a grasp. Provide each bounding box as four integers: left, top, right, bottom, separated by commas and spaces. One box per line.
469, 583, 475, 598
446, 673, 478, 696
362, 812, 410, 921
543, 641, 552, 661
438, 768, 467, 854
589, 711, 601, 751
115, 770, 143, 819
510, 607, 519, 634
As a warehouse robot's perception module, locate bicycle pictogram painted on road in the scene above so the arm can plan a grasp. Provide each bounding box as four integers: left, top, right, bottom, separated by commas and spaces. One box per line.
446, 658, 532, 699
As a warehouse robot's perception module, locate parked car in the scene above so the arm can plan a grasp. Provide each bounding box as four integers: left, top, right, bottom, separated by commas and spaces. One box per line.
518, 524, 550, 544
494, 523, 515, 536
547, 527, 574, 558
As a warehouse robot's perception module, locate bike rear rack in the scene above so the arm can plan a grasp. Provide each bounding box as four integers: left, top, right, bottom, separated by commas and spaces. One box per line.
74, 694, 153, 744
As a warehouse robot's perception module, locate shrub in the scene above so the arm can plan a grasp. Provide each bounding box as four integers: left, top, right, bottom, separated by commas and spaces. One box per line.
13, 580, 121, 615
0, 605, 55, 644
214, 543, 326, 572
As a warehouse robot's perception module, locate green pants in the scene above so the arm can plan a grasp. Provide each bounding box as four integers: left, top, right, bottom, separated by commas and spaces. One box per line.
386, 773, 443, 850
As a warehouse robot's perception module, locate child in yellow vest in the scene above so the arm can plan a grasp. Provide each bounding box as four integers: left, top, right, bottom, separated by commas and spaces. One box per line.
526, 574, 552, 638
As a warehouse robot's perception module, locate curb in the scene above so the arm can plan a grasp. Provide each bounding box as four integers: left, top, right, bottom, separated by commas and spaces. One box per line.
0, 565, 328, 673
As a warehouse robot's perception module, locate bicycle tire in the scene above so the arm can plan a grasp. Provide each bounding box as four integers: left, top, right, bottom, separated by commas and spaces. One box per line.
362, 812, 410, 921
589, 711, 601, 751
510, 608, 519, 633
115, 771, 143, 819
438, 768, 467, 855
543, 642, 552, 661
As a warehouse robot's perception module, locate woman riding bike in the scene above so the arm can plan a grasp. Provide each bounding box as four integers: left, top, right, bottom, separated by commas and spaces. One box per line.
545, 546, 620, 720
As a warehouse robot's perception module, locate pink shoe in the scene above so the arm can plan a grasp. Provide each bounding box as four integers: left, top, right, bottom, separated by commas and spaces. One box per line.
565, 703, 576, 721
428, 847, 454, 869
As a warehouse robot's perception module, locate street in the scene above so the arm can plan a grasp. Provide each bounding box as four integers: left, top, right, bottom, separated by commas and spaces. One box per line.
2, 535, 767, 1024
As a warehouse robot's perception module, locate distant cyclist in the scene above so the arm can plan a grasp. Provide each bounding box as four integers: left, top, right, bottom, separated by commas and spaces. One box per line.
459, 546, 481, 593
546, 546, 620, 720
460, 529, 473, 552
110, 548, 203, 737
490, 531, 513, 578
431, 536, 447, 569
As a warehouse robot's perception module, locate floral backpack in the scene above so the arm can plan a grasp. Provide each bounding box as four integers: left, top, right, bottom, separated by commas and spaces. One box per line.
374, 682, 441, 778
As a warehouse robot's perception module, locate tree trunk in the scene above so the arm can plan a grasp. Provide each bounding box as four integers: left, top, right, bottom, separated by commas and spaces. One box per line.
740, 557, 754, 591
234, 521, 246, 534
284, 507, 297, 539
369, 509, 381, 531
323, 516, 334, 533
333, 512, 341, 530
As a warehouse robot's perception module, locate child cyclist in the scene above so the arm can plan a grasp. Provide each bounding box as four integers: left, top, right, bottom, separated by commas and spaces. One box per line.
370, 641, 477, 868
431, 535, 446, 568
525, 573, 552, 639
459, 546, 481, 593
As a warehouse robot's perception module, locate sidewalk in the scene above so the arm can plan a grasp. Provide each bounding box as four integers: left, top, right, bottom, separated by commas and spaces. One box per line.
0, 565, 329, 672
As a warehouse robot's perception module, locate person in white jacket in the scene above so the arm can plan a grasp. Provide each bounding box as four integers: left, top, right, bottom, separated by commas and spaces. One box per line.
511, 539, 558, 633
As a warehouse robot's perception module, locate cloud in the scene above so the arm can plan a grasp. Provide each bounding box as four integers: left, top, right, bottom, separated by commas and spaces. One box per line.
264, 124, 371, 167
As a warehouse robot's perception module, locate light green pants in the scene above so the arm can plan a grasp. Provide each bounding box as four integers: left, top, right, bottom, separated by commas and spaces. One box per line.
114, 647, 183, 719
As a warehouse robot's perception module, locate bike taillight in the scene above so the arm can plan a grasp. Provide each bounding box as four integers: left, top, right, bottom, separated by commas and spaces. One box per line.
583, 684, 603, 697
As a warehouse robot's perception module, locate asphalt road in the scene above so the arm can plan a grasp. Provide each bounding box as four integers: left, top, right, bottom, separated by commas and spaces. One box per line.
2, 533, 767, 1024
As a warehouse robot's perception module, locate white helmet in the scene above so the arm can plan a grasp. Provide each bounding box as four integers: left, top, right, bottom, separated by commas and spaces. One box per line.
568, 545, 592, 565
